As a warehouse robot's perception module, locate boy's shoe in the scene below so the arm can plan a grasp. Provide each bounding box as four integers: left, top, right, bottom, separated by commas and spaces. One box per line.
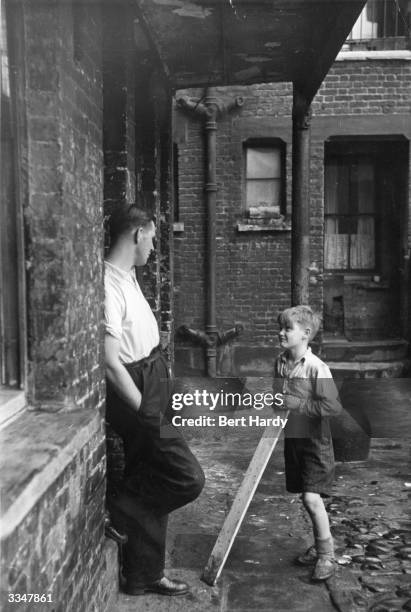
295, 545, 317, 566
311, 556, 335, 581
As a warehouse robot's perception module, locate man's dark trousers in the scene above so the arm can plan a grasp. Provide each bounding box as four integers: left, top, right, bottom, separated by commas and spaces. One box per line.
106, 350, 205, 586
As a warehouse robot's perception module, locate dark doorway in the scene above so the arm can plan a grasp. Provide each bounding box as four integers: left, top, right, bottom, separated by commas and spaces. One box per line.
323, 138, 408, 339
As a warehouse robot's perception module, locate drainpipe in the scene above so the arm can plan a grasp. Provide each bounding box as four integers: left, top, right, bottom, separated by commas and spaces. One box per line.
204, 92, 219, 375
291, 87, 312, 306
176, 89, 243, 376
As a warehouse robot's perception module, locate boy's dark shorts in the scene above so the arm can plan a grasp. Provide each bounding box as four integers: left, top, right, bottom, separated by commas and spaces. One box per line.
284, 437, 335, 497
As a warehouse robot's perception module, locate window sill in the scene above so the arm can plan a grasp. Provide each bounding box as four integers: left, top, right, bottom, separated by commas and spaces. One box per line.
345, 277, 390, 289
0, 387, 26, 430
237, 219, 291, 232
337, 50, 411, 62
173, 222, 184, 233
324, 272, 390, 289
0, 407, 102, 540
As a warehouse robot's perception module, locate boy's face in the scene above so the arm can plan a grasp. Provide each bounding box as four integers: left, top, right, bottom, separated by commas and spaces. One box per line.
278, 319, 309, 350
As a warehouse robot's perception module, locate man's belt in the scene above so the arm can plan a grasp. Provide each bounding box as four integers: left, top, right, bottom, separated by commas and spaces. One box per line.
126, 345, 162, 371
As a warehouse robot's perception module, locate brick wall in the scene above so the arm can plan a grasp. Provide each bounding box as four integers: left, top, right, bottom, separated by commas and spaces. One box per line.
1, 1, 117, 609
174, 60, 411, 373
1, 415, 117, 612
21, 0, 105, 410
103, 7, 136, 213
174, 83, 293, 373
312, 59, 411, 116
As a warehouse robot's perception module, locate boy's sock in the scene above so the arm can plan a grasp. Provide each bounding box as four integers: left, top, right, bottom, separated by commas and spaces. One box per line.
315, 536, 334, 558
312, 536, 335, 581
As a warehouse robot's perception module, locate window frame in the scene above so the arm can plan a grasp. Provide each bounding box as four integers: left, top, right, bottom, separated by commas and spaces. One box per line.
324, 151, 380, 273
242, 138, 286, 217
0, 0, 28, 425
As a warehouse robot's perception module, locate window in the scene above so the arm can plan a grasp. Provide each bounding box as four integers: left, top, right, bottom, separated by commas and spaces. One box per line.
1, 1, 20, 387
244, 140, 285, 217
324, 148, 378, 272
345, 0, 410, 50
1, 0, 26, 426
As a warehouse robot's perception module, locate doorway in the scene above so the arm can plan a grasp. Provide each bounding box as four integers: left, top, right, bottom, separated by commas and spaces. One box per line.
323, 138, 408, 339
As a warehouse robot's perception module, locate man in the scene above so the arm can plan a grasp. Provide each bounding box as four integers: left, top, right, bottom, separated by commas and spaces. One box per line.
104, 204, 205, 596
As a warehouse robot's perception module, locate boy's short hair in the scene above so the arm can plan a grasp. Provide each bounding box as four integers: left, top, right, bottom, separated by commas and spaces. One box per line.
108, 204, 153, 243
278, 305, 321, 341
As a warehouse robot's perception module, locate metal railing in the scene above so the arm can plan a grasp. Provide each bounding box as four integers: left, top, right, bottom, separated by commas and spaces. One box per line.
345, 0, 410, 50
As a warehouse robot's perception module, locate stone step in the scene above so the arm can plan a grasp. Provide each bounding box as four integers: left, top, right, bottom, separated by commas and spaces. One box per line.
329, 359, 410, 379
319, 338, 408, 363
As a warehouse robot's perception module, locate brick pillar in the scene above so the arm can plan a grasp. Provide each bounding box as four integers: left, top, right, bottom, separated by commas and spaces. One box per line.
103, 6, 136, 218
17, 0, 105, 410
157, 87, 175, 367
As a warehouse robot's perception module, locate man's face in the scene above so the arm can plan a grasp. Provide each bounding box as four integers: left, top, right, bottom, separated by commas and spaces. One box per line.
278, 319, 308, 350
134, 221, 156, 266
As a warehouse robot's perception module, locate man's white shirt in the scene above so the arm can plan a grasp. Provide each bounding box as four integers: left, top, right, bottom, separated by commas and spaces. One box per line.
104, 260, 159, 363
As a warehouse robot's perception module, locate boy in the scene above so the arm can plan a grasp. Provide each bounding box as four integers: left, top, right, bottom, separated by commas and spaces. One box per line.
273, 305, 342, 581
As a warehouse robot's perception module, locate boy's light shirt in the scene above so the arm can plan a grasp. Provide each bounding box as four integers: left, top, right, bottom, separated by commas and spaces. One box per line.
274, 347, 342, 418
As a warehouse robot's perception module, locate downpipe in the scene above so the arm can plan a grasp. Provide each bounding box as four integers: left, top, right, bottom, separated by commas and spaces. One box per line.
176, 90, 244, 376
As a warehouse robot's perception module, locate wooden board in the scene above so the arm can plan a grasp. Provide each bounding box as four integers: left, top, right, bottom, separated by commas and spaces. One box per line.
201, 414, 289, 586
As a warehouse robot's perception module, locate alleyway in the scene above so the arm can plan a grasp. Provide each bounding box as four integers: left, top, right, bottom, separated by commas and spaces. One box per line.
114, 378, 411, 612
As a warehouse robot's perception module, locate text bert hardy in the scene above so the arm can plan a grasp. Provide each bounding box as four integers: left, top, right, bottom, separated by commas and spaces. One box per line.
170, 390, 288, 429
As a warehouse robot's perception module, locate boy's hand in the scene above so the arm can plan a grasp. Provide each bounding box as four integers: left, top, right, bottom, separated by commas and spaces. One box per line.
283, 394, 301, 411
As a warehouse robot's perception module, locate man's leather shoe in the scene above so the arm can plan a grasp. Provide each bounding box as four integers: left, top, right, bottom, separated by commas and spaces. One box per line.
104, 517, 128, 545
123, 576, 190, 596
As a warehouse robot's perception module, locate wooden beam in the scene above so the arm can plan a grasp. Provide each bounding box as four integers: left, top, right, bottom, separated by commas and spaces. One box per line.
202, 415, 288, 586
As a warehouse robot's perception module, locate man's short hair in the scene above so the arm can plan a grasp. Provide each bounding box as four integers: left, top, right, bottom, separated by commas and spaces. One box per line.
278, 305, 321, 341
108, 204, 153, 243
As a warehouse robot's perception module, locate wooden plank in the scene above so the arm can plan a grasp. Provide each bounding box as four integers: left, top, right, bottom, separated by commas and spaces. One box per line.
201, 413, 289, 586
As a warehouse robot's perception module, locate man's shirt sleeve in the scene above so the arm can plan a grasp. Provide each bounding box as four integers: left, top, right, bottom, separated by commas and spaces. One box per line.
104, 279, 124, 340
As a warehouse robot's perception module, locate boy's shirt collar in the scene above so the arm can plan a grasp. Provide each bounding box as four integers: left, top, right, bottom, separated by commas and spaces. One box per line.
279, 346, 312, 364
